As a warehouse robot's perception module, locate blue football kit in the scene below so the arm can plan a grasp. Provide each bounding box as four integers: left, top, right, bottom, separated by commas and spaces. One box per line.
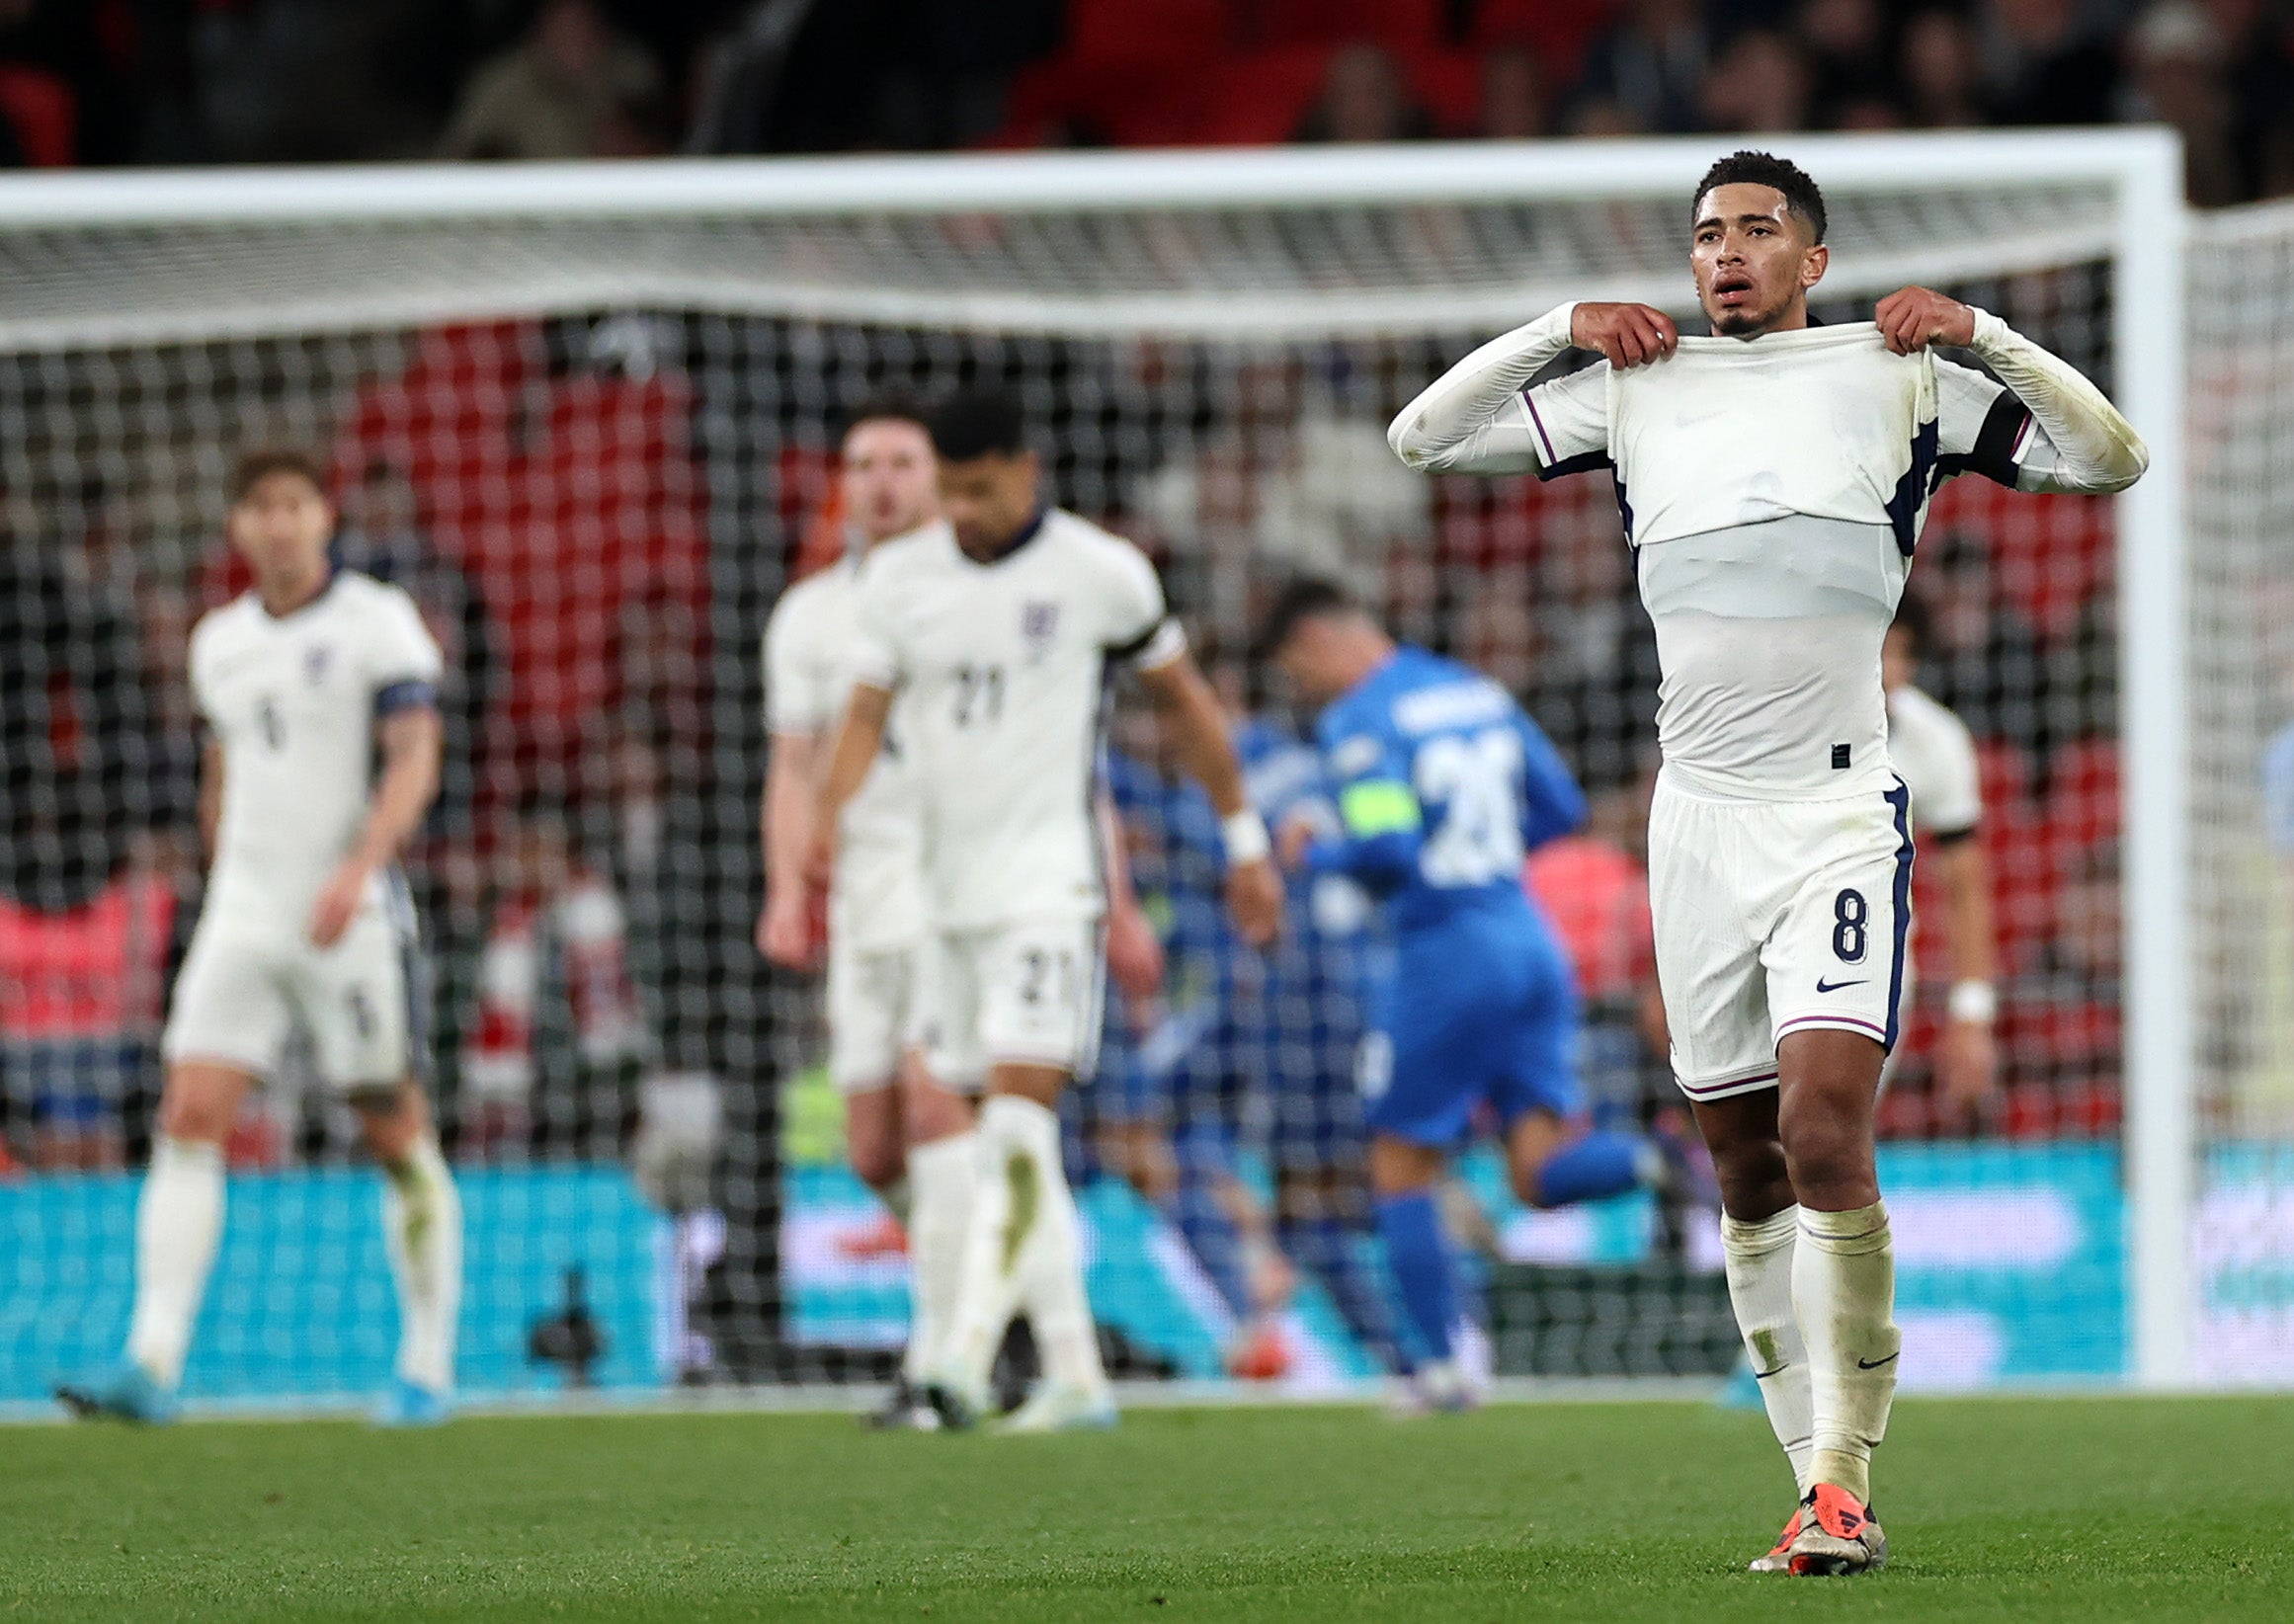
1304, 645, 1588, 1147
1304, 645, 1667, 1376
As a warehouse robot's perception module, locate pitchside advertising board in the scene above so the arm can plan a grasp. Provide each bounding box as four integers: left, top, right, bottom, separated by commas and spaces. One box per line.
0, 1133, 2286, 1404
774, 1057, 2294, 1393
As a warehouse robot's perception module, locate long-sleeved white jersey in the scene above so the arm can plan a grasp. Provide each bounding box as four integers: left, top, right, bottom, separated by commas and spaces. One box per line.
1389, 304, 2146, 801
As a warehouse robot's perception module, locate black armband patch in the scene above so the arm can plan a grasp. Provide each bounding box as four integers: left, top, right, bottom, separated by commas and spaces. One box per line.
1934, 395, 2031, 490
1536, 449, 1612, 484
1107, 617, 1185, 668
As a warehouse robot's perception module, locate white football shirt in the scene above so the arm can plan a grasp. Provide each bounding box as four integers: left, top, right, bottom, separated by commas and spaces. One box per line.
763, 548, 927, 952
191, 571, 443, 927
850, 511, 1186, 931
1886, 682, 1983, 839
1519, 323, 2042, 801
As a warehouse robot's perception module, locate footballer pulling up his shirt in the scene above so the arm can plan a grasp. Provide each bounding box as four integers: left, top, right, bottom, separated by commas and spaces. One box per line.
1389, 150, 2146, 1576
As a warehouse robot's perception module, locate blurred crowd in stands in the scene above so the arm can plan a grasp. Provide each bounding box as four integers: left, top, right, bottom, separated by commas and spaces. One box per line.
0, 0, 2284, 204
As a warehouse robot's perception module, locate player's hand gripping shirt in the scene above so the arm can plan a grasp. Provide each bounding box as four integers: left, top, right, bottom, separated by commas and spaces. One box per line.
1304, 645, 1586, 937
850, 510, 1187, 931
189, 571, 442, 927
1390, 303, 2147, 802
765, 549, 928, 953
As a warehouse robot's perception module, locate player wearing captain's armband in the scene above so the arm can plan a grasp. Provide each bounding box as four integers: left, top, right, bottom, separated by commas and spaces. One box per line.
1389, 150, 2146, 1574
59, 447, 462, 1429
1260, 581, 1690, 1415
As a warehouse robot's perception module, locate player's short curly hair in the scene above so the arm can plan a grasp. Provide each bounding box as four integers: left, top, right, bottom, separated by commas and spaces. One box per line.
1692, 149, 1828, 244
927, 386, 1027, 462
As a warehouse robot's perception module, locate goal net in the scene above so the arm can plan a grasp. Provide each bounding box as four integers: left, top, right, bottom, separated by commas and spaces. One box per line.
2188, 200, 2294, 1386
0, 134, 2228, 1408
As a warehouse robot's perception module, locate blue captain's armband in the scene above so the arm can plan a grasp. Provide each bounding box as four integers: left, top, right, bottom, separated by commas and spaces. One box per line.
374, 680, 440, 718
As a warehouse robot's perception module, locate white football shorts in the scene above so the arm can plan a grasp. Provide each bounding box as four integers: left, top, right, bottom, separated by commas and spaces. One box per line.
163, 898, 422, 1093
1648, 771, 1914, 1102
825, 934, 936, 1095
927, 917, 1106, 1090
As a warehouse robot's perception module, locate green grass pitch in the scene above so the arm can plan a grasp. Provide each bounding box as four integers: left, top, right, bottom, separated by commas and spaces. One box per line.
2, 1395, 2288, 1622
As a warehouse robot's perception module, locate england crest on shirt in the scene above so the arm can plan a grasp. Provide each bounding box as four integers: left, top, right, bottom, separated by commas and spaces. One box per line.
1020, 600, 1060, 662
303, 643, 333, 686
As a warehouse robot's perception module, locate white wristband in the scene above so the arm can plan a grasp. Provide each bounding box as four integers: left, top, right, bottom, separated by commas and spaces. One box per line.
1220, 809, 1270, 866
1948, 980, 1999, 1024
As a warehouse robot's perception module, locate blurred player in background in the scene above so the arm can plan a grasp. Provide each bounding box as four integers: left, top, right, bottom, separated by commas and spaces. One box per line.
813, 387, 1282, 1432
1097, 714, 1294, 1378
1261, 579, 1682, 1413
1391, 149, 2145, 1573
1228, 678, 1403, 1380
60, 447, 461, 1427
760, 397, 971, 1430
1882, 598, 1999, 1112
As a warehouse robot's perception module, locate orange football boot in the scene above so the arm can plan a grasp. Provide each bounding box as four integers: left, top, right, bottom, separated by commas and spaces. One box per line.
1787, 1483, 1888, 1577
1748, 1504, 1802, 1573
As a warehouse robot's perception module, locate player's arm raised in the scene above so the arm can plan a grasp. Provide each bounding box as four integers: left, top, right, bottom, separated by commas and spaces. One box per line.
1133, 652, 1283, 947
1388, 301, 1676, 475
805, 683, 892, 890
1875, 285, 2148, 493
310, 703, 441, 948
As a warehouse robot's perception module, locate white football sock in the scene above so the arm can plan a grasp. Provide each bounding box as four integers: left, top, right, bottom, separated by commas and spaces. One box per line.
902, 1130, 977, 1385
125, 1135, 225, 1389
382, 1134, 463, 1394
937, 1104, 1035, 1394
1001, 1099, 1106, 1396
1721, 1204, 1813, 1495
1794, 1200, 1900, 1503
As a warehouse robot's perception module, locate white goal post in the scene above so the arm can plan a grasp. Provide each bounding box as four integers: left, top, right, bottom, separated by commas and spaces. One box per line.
0, 129, 2200, 1397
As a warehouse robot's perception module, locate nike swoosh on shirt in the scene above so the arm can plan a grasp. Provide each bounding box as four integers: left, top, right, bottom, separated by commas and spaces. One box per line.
1855, 1352, 1900, 1371
1815, 977, 1868, 994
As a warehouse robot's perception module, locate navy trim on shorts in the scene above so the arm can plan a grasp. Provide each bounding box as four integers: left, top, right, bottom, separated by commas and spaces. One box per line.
1882, 777, 1915, 1049
1074, 918, 1109, 1085
386, 867, 434, 1086
1676, 1068, 1778, 1100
